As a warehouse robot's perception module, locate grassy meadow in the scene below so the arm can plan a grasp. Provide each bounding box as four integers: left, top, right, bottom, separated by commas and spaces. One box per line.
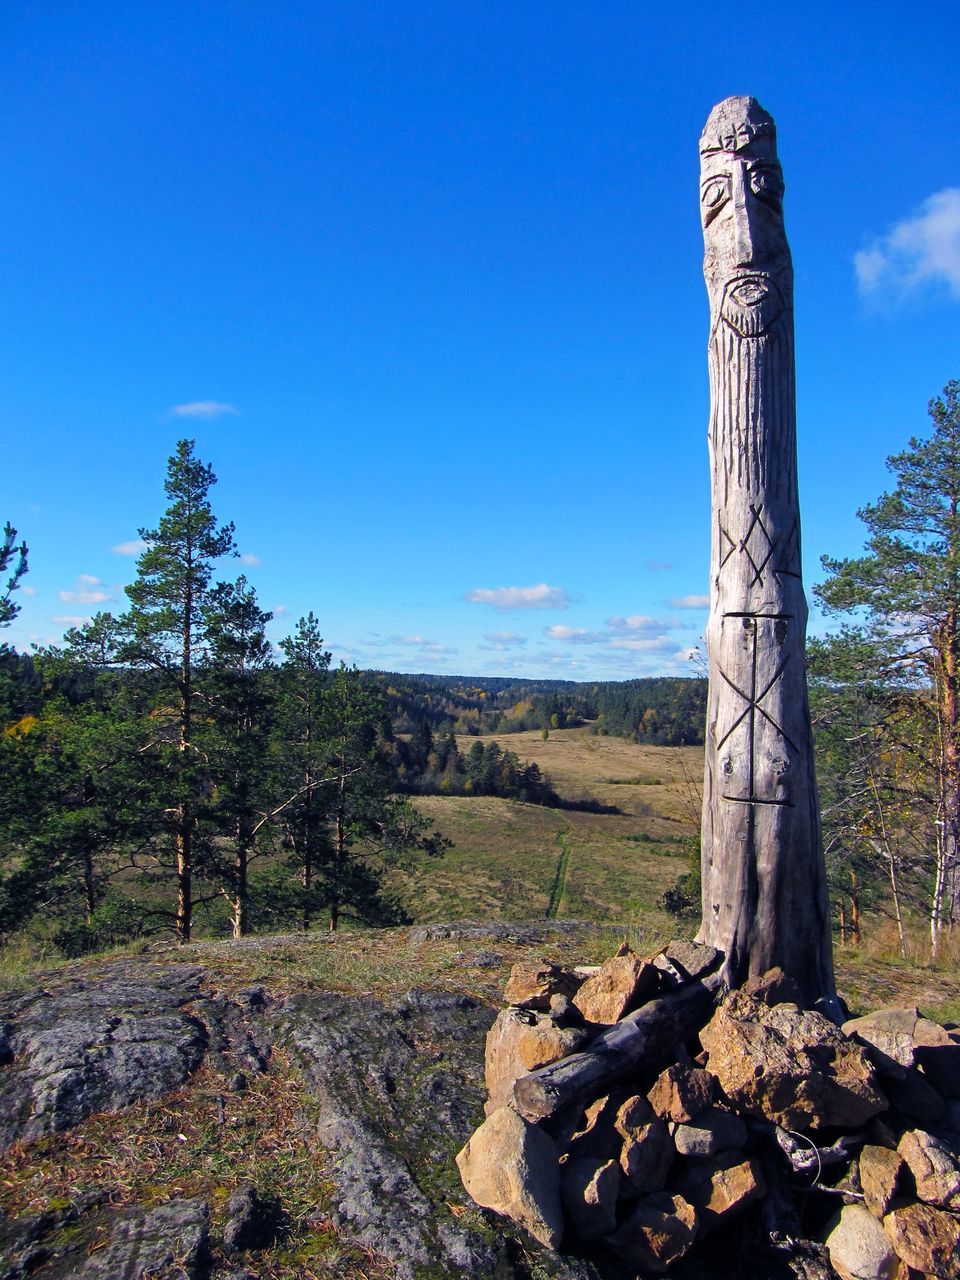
392, 727, 701, 927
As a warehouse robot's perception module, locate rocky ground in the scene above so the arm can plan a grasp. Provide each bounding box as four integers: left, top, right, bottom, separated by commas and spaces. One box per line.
0, 923, 957, 1280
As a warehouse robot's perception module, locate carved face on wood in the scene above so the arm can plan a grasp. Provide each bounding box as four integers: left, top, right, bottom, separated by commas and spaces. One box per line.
700, 97, 790, 339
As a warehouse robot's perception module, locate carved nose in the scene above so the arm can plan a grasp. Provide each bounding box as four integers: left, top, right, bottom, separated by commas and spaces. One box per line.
731, 165, 756, 267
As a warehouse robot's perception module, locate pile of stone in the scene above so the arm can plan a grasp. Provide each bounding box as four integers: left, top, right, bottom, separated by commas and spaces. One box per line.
456, 941, 960, 1278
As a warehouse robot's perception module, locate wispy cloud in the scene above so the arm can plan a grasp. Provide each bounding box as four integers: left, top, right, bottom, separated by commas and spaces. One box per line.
390, 634, 457, 655
112, 539, 147, 556
856, 188, 960, 301
465, 583, 571, 612
272, 604, 288, 617
607, 614, 674, 633
668, 594, 710, 609
52, 614, 91, 627
168, 400, 239, 419
481, 630, 527, 650
240, 553, 261, 567
608, 635, 681, 654
58, 574, 114, 605
20, 585, 37, 596
544, 625, 607, 645
645, 560, 674, 573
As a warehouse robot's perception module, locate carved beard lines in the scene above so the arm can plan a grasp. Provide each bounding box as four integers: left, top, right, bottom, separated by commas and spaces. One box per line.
709, 320, 796, 508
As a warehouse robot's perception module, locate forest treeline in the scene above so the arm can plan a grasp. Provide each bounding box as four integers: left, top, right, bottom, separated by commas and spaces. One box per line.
374, 672, 706, 746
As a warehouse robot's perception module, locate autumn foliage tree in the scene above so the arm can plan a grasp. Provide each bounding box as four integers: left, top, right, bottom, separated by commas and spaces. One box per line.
817, 380, 960, 956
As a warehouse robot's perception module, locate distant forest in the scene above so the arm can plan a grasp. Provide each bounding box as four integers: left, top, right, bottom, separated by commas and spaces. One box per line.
371, 673, 707, 746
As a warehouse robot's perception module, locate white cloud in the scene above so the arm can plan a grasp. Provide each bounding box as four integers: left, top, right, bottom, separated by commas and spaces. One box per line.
20, 585, 37, 596
112, 539, 147, 556
168, 400, 238, 419
465, 583, 571, 612
481, 631, 527, 650
240, 553, 261, 566
272, 604, 288, 616
390, 634, 457, 655
52, 614, 91, 627
645, 560, 674, 573
544, 625, 607, 644
668, 594, 710, 609
58, 575, 114, 605
855, 188, 960, 300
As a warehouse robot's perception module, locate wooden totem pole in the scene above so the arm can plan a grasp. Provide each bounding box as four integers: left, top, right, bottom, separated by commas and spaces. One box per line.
695, 97, 837, 1012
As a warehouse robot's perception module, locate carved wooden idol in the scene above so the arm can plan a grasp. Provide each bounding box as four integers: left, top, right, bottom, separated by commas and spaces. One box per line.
695, 97, 837, 1010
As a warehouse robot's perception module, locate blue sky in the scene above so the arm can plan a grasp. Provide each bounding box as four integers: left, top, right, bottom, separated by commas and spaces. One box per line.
3, 2, 958, 679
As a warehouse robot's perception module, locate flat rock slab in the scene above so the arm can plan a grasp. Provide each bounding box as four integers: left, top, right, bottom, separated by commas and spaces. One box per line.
273, 986, 599, 1280
76, 1198, 210, 1280
0, 963, 208, 1150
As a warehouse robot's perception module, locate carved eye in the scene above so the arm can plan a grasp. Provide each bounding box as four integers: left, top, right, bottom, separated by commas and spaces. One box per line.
750, 167, 784, 203
701, 177, 730, 225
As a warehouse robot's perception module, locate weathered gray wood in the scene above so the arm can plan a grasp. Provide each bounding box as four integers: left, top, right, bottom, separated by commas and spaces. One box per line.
696, 97, 837, 1012
511, 976, 721, 1121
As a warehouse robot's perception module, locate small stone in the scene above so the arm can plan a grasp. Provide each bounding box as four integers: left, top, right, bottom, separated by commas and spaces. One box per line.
620, 1118, 674, 1194
824, 1203, 899, 1280
898, 1129, 960, 1209
914, 1018, 960, 1098
671, 1107, 747, 1158
222, 1184, 283, 1254
743, 966, 801, 1006
560, 1157, 620, 1242
615, 1094, 655, 1139
882, 1201, 960, 1277
456, 1107, 564, 1249
572, 951, 659, 1025
647, 1063, 715, 1123
503, 961, 582, 1010
607, 1192, 699, 1274
859, 1145, 907, 1219
674, 1153, 766, 1234
484, 1006, 590, 1114
652, 940, 722, 988
566, 1093, 624, 1162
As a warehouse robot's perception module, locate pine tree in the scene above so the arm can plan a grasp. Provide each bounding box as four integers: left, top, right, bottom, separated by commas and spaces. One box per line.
205, 576, 274, 937
0, 523, 28, 628
117, 439, 236, 941
276, 613, 333, 930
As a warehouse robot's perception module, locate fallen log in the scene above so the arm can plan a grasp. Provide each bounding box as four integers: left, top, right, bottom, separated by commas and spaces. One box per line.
512, 972, 724, 1121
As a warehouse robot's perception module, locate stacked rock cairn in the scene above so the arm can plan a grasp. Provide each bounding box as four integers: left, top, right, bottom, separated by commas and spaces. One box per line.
457, 942, 960, 1278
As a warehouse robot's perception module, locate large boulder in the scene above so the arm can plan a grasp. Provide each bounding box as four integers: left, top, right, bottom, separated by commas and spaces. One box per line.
882, 1201, 960, 1277
484, 1006, 590, 1113
456, 1106, 564, 1249
824, 1203, 899, 1280
572, 952, 658, 1025
700, 991, 887, 1131
898, 1128, 960, 1209
844, 1007, 960, 1096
